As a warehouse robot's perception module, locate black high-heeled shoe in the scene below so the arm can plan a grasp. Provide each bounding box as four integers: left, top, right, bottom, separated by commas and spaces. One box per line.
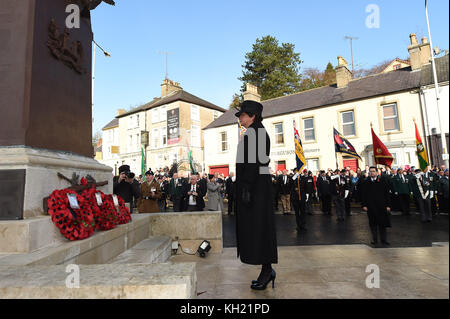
251, 270, 276, 290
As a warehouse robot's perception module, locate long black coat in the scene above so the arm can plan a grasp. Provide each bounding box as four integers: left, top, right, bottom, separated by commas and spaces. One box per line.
235, 121, 278, 265
361, 176, 392, 228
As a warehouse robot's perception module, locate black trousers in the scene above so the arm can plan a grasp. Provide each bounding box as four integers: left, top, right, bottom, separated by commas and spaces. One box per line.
398, 194, 411, 215
292, 200, 306, 229
345, 196, 352, 215
417, 198, 432, 222
333, 196, 345, 219
438, 196, 448, 214
321, 194, 332, 214
227, 194, 234, 214
173, 197, 183, 212
370, 224, 387, 243
430, 197, 438, 215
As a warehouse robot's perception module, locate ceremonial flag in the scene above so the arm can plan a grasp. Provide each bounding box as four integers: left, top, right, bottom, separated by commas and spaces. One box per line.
371, 127, 394, 168
333, 128, 361, 160
293, 120, 306, 171
415, 120, 429, 170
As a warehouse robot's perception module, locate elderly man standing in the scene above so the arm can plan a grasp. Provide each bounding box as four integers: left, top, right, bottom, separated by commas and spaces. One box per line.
182, 175, 205, 212
278, 170, 292, 215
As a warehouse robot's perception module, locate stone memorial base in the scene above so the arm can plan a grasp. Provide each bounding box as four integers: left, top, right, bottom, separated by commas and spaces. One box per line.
0, 147, 113, 219
0, 263, 197, 299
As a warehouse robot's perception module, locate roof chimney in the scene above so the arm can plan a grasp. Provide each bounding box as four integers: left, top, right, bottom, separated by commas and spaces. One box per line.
335, 56, 352, 88
161, 79, 182, 97
408, 33, 431, 70
117, 109, 126, 116
243, 83, 261, 102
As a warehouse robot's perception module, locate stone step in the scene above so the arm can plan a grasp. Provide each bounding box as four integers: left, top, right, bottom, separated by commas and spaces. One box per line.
0, 263, 196, 299
0, 214, 151, 266
110, 236, 172, 265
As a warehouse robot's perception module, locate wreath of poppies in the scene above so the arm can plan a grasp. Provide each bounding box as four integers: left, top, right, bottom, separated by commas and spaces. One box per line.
104, 194, 132, 225
47, 189, 95, 241
48, 177, 132, 241
81, 188, 119, 231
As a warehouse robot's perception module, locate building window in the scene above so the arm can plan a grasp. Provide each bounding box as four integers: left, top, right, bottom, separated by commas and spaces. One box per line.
152, 108, 159, 124
136, 133, 140, 151
393, 64, 401, 70
191, 125, 200, 148
406, 152, 412, 164
383, 103, 400, 132
306, 158, 319, 172
128, 135, 133, 153
303, 118, 315, 141
391, 152, 397, 166
128, 116, 133, 129
153, 128, 159, 149
221, 132, 228, 152
160, 106, 167, 122
135, 114, 139, 128
191, 104, 200, 122
161, 127, 167, 147
274, 123, 284, 145
341, 111, 356, 136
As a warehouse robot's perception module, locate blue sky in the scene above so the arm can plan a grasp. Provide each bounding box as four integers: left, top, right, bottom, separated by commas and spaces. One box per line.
91, 0, 449, 133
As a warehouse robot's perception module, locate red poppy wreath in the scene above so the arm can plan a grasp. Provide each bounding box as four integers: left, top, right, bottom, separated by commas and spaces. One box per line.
81, 187, 119, 231
104, 194, 132, 225
47, 189, 95, 241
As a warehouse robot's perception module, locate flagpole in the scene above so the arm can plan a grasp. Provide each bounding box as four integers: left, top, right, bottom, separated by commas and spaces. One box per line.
370, 122, 376, 168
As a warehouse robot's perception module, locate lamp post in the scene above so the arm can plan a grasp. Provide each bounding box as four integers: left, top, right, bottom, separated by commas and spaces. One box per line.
425, 0, 449, 167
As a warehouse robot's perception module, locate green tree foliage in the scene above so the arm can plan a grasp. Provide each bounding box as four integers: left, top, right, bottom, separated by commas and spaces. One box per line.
229, 93, 243, 109
299, 62, 336, 91
239, 35, 303, 101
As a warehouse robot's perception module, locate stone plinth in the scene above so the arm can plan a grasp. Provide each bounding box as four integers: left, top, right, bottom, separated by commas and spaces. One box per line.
0, 263, 197, 299
148, 211, 223, 254
0, 147, 113, 219
0, 214, 151, 265
110, 236, 172, 265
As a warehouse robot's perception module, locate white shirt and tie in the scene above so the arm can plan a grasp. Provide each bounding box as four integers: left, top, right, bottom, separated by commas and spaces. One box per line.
189, 184, 197, 206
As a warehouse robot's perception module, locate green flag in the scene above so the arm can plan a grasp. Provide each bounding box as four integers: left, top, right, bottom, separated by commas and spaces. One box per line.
141, 147, 146, 182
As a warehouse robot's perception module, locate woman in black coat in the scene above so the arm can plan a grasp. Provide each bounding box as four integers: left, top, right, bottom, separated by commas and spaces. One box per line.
235, 100, 278, 290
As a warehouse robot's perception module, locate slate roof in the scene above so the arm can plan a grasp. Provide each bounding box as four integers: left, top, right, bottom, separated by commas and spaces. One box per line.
116, 90, 226, 119
102, 118, 119, 130
205, 56, 449, 130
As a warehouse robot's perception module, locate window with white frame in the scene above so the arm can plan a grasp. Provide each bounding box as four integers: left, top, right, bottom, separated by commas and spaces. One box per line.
306, 158, 319, 173
191, 125, 201, 147
274, 123, 284, 145
128, 116, 133, 128
191, 104, 200, 121
160, 106, 167, 122
153, 128, 159, 149
303, 118, 315, 141
382, 103, 400, 132
391, 152, 397, 166
135, 133, 140, 151
128, 135, 133, 153
152, 108, 159, 124
135, 114, 140, 128
341, 111, 356, 136
220, 131, 228, 152
160, 127, 167, 147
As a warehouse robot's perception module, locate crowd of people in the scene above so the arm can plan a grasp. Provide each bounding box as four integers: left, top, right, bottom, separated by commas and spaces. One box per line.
112, 165, 235, 214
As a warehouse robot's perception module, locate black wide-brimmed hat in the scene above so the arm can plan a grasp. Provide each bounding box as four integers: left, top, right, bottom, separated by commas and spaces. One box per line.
119, 165, 130, 174
235, 100, 263, 118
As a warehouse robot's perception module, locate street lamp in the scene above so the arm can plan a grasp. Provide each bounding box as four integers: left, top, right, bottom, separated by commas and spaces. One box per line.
425, 0, 449, 167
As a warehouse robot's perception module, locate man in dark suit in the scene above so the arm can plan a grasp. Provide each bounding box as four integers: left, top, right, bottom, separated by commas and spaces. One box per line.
330, 169, 348, 221
438, 169, 449, 215
392, 168, 412, 216
318, 171, 332, 215
169, 172, 186, 212
291, 168, 308, 231
225, 172, 236, 215
271, 172, 279, 211
410, 169, 433, 223
304, 170, 315, 216
362, 166, 392, 246
182, 175, 205, 212
277, 170, 293, 215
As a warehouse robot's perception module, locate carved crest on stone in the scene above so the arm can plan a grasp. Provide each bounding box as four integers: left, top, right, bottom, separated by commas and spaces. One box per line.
46, 19, 86, 74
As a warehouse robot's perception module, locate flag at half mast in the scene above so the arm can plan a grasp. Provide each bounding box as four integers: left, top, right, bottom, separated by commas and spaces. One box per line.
293, 120, 306, 171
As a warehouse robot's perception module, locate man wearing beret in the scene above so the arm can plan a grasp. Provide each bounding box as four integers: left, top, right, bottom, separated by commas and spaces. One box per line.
234, 100, 278, 291
137, 171, 162, 214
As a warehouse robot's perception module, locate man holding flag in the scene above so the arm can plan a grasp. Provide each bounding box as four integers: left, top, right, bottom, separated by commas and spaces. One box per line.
291, 120, 308, 232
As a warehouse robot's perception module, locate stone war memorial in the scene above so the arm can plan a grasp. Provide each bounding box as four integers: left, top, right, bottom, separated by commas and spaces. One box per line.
0, 0, 222, 299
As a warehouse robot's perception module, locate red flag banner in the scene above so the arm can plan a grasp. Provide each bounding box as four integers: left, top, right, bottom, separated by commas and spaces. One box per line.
371, 127, 394, 168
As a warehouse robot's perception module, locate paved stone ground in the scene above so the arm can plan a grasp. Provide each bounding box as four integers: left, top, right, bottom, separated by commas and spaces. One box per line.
170, 244, 449, 299
222, 210, 449, 248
